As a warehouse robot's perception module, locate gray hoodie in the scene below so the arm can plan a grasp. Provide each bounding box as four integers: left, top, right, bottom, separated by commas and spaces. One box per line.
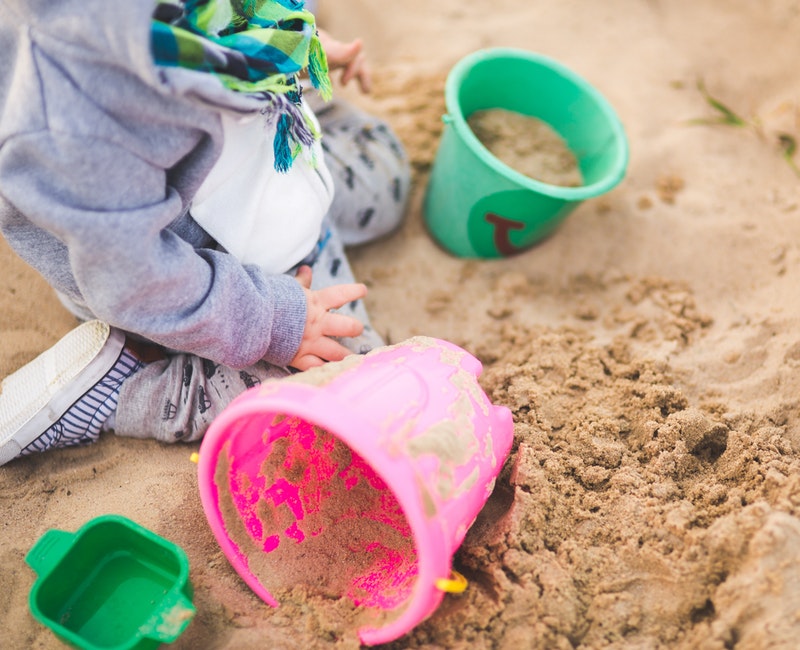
0, 0, 308, 369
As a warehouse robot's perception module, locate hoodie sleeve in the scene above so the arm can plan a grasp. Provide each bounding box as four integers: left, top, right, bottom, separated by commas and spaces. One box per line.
0, 128, 306, 369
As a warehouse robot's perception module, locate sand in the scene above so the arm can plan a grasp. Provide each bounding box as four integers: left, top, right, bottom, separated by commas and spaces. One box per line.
467, 109, 583, 186
3, 0, 800, 648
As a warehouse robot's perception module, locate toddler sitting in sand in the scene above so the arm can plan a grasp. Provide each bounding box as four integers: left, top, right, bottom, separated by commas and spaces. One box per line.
0, 0, 409, 465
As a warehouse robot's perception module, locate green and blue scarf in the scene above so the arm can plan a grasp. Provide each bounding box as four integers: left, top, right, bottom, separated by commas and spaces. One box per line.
151, 0, 332, 171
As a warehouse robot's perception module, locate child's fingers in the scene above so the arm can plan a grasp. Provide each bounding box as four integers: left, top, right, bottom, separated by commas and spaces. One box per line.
323, 312, 365, 339
317, 282, 368, 310
358, 60, 372, 93
291, 337, 350, 368
290, 332, 358, 370
294, 265, 313, 289
323, 37, 362, 68
340, 65, 354, 87
312, 336, 354, 363
289, 353, 325, 371
341, 54, 371, 93
291, 338, 352, 371
335, 39, 363, 67
340, 53, 362, 85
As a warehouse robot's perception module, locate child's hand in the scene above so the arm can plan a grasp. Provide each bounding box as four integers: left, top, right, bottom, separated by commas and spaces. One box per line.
317, 29, 372, 93
289, 265, 367, 370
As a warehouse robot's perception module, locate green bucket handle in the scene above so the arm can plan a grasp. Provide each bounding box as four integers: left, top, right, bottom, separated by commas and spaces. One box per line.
25, 528, 74, 576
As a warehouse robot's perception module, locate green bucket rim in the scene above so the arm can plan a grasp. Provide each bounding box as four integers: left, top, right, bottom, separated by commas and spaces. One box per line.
444, 47, 629, 201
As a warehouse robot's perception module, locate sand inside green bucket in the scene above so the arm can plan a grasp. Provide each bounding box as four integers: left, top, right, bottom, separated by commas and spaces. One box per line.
467, 108, 583, 187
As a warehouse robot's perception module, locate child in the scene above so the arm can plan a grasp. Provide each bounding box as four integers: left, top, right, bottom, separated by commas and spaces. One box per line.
0, 0, 410, 465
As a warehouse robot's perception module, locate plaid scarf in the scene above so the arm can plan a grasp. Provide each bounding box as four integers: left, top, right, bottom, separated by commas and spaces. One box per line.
151, 0, 332, 171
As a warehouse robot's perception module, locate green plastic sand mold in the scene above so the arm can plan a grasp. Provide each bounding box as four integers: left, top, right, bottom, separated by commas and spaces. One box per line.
26, 514, 195, 650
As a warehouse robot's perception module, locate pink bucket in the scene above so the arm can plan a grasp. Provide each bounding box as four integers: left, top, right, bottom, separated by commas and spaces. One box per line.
196, 337, 513, 645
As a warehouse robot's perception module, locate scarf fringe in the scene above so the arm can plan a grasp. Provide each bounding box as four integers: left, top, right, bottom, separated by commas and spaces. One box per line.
274, 114, 293, 172
263, 93, 319, 172
308, 34, 332, 101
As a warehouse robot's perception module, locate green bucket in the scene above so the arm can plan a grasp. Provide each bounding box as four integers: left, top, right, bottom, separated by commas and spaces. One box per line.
424, 48, 629, 258
26, 515, 195, 650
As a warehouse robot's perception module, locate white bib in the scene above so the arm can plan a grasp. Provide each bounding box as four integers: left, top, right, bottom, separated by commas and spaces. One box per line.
191, 101, 334, 275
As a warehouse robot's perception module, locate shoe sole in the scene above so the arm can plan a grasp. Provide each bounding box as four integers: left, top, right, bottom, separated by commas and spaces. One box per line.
0, 321, 125, 465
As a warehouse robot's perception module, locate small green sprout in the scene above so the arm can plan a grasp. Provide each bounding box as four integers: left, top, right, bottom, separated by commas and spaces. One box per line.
687, 79, 751, 127
687, 79, 798, 176
778, 133, 799, 176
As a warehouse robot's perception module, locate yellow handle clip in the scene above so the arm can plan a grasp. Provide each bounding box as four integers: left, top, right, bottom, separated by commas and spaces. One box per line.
435, 570, 468, 594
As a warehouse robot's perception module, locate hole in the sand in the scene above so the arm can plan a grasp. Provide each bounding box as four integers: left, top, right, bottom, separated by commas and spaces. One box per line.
458, 565, 503, 602
690, 429, 728, 463
464, 477, 515, 544
690, 598, 716, 624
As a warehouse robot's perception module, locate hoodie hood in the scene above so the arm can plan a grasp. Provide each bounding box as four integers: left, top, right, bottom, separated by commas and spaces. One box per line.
2, 0, 160, 87
0, 0, 272, 114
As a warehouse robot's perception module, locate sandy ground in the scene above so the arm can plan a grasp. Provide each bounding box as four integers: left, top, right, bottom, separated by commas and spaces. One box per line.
3, 0, 800, 648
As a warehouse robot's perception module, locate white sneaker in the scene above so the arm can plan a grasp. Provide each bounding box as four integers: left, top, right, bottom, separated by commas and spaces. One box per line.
0, 321, 132, 466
